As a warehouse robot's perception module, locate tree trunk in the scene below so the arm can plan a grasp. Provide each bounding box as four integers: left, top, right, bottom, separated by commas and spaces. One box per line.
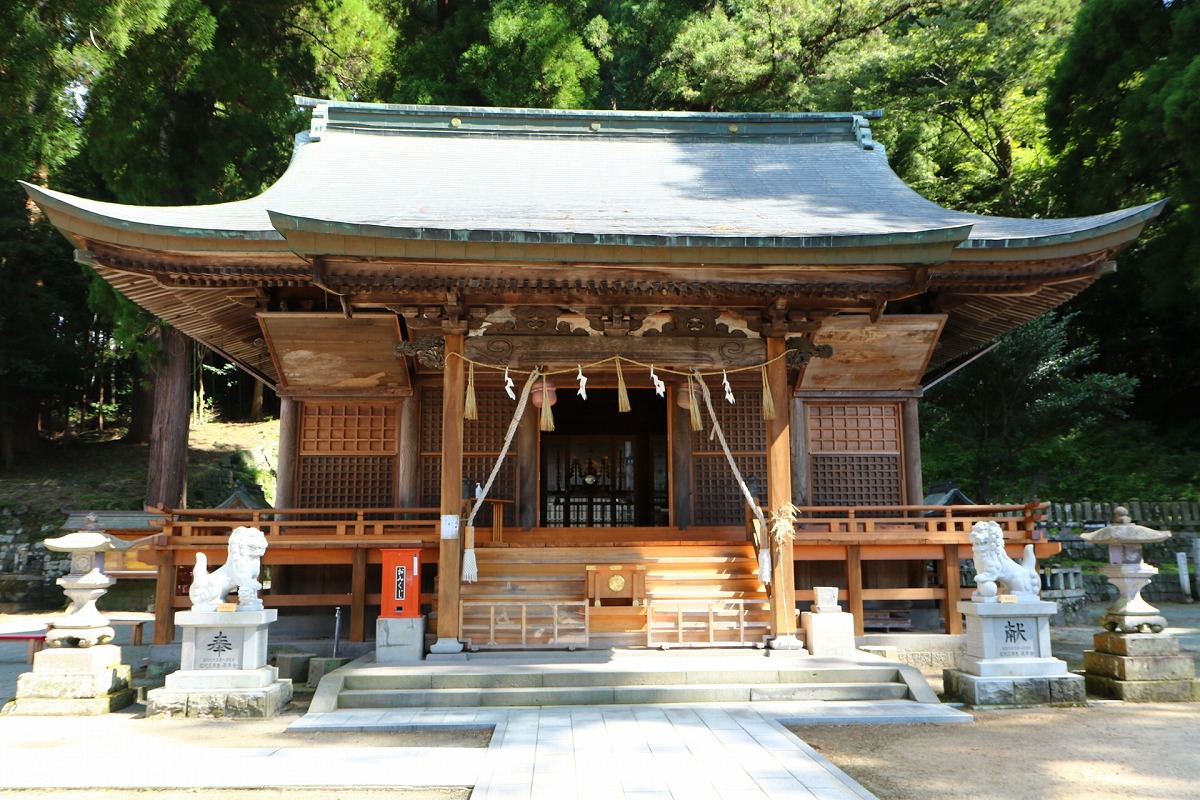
125, 367, 156, 444
145, 325, 192, 509
249, 379, 264, 422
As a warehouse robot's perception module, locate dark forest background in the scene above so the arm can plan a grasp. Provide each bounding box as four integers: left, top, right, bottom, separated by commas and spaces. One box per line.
2, 0, 1197, 504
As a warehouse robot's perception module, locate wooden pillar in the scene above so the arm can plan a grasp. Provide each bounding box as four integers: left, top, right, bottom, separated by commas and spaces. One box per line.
670, 392, 692, 530
274, 397, 299, 510
941, 544, 963, 635
790, 396, 808, 505
765, 337, 799, 646
153, 550, 176, 644
396, 394, 420, 507
901, 397, 924, 505
847, 545, 865, 636
350, 547, 368, 642
432, 332, 466, 653
517, 403, 538, 529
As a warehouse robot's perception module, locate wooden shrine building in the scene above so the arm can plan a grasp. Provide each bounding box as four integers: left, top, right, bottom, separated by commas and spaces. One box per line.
24, 100, 1163, 651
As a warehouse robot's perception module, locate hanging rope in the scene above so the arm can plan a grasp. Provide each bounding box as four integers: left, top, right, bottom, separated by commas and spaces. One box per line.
691, 369, 772, 584
460, 367, 542, 583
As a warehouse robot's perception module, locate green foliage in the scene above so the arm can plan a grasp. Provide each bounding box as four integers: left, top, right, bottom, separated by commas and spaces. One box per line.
297, 0, 397, 100
1046, 0, 1200, 433
816, 0, 1076, 216
382, 0, 609, 107
648, 0, 931, 112
921, 312, 1137, 502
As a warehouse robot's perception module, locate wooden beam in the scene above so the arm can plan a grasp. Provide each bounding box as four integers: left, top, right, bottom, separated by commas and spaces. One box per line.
350, 547, 368, 642
274, 397, 299, 510
396, 395, 420, 506
941, 544, 963, 635
517, 402, 538, 529
465, 335, 766, 370
670, 389, 692, 530
434, 332, 466, 651
765, 337, 798, 643
153, 551, 177, 645
902, 398, 923, 505
847, 545, 864, 637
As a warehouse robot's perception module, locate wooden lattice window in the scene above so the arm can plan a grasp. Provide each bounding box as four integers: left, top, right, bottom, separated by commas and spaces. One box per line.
806, 402, 903, 506
691, 388, 767, 525
296, 401, 399, 509
298, 455, 396, 508
418, 385, 518, 526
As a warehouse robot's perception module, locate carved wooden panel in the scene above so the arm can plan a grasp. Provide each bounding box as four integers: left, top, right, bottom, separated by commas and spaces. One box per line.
418, 384, 518, 526
300, 401, 398, 455
806, 402, 904, 506
810, 454, 902, 506
807, 403, 900, 453
297, 455, 395, 508
296, 400, 399, 509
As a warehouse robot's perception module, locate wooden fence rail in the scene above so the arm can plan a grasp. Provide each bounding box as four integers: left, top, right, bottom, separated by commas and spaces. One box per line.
1041, 500, 1200, 530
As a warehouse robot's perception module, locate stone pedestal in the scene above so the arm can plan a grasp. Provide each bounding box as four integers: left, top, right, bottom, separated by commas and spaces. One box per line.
1083, 632, 1200, 702
376, 616, 426, 663
2, 644, 134, 715
944, 600, 1084, 707
801, 610, 855, 658
146, 610, 292, 718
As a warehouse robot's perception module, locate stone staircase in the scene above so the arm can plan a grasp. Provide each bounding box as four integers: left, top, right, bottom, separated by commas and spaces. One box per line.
310, 650, 941, 712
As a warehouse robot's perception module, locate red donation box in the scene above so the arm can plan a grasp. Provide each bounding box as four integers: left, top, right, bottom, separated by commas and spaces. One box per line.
381, 549, 421, 618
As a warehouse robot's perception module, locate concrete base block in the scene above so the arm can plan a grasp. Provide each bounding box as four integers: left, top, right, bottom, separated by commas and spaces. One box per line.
1083, 650, 1196, 682
376, 617, 426, 663
274, 652, 315, 682
1084, 674, 1200, 703
164, 665, 281, 691
943, 669, 1086, 707
957, 654, 1070, 678
1093, 632, 1182, 657
1, 644, 134, 716
857, 645, 900, 660
801, 612, 854, 658
146, 679, 292, 718
306, 657, 350, 688
2, 690, 136, 716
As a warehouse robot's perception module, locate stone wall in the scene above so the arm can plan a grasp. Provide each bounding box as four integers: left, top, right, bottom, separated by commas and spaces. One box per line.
0, 506, 68, 611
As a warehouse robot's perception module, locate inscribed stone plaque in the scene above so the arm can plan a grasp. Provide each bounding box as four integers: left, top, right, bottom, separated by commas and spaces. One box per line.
994, 619, 1037, 658
196, 627, 245, 670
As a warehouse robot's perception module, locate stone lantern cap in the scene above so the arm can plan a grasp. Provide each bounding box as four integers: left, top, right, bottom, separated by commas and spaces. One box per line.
43, 531, 136, 553
1080, 507, 1170, 545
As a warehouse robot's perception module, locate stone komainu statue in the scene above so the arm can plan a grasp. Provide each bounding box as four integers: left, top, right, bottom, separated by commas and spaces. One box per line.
188, 526, 269, 612
969, 520, 1040, 601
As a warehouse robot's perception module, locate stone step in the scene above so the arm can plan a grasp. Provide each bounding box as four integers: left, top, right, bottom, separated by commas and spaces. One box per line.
342, 664, 901, 691
335, 680, 909, 709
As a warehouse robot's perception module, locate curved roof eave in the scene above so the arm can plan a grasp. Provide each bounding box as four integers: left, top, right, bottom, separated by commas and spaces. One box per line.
956, 200, 1167, 251
266, 210, 975, 252
20, 182, 285, 243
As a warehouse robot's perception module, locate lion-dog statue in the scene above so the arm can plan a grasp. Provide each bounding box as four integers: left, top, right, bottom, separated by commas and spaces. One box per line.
188, 526, 269, 612
969, 520, 1040, 601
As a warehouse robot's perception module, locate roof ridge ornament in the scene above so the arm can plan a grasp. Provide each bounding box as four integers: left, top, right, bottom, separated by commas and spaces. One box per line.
309, 103, 328, 142
852, 114, 877, 151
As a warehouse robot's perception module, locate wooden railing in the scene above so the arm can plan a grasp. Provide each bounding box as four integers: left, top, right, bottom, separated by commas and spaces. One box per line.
646, 599, 771, 648
152, 506, 442, 543
459, 600, 589, 649
788, 502, 1045, 542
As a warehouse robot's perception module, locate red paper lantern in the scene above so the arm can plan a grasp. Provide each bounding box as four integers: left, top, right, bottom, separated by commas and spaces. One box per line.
531, 378, 557, 408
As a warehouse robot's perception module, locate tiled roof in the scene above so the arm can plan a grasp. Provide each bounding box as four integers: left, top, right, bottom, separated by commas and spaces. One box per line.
23, 100, 1164, 253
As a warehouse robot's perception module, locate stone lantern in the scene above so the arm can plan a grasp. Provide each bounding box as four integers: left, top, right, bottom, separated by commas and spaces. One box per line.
42, 513, 137, 648
1080, 506, 1169, 633
2, 513, 136, 715
1081, 507, 1200, 701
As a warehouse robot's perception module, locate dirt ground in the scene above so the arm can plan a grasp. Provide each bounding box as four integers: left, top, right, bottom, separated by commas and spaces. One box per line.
3, 603, 1199, 799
